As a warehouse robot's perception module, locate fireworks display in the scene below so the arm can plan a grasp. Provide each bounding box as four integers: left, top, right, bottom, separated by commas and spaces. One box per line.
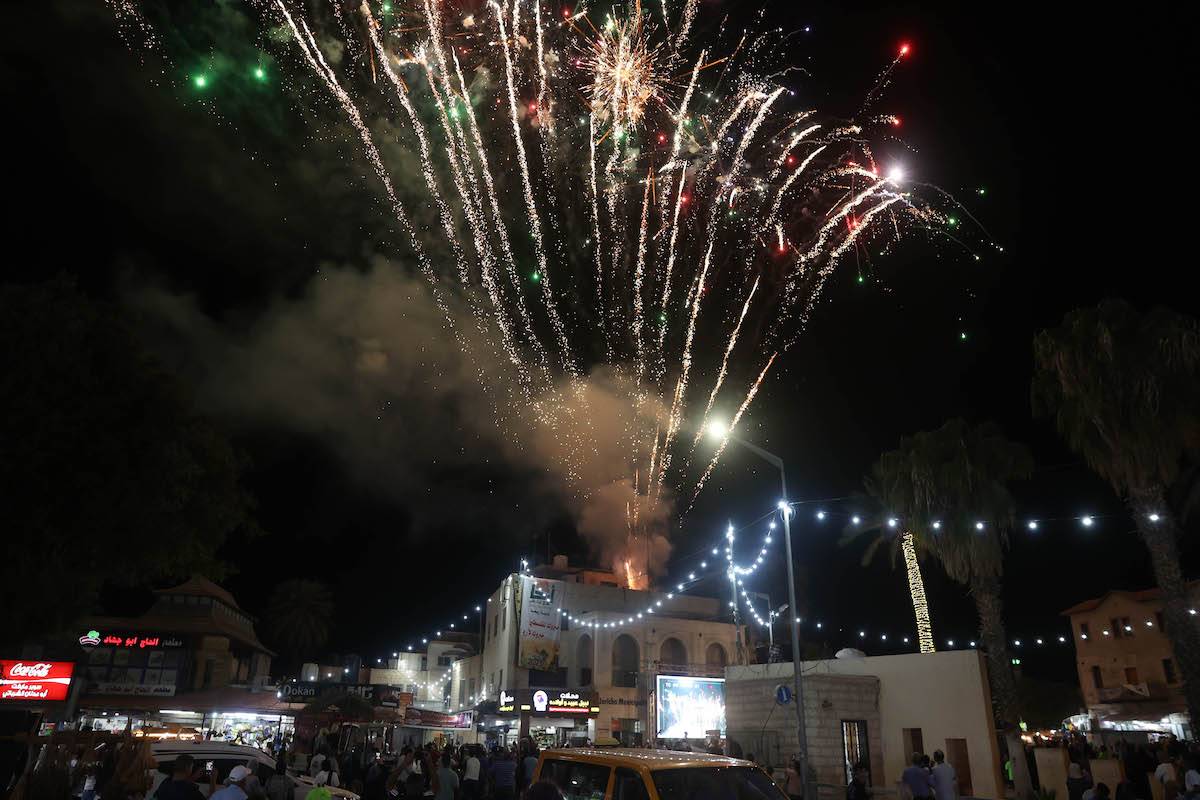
104, 0, 981, 587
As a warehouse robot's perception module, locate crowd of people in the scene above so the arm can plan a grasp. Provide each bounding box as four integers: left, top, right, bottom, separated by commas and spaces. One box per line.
1047, 735, 1200, 800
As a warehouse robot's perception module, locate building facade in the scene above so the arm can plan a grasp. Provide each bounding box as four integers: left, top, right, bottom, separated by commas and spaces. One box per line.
1061, 585, 1198, 738
448, 558, 739, 749
725, 651, 1003, 799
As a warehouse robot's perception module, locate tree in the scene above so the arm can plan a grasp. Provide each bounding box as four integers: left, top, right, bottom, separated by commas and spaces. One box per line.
264, 579, 334, 667
0, 279, 256, 647
862, 419, 1034, 798
840, 483, 938, 654
1033, 299, 1200, 724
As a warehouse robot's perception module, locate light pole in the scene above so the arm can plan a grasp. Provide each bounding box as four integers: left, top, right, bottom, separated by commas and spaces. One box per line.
709, 421, 812, 800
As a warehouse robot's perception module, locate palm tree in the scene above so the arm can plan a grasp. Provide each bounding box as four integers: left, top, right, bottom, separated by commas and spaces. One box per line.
264, 578, 335, 667
841, 478, 938, 654
1033, 300, 1200, 724
863, 419, 1034, 798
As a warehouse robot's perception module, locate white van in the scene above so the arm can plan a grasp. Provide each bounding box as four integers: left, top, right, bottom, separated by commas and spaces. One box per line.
147, 742, 359, 800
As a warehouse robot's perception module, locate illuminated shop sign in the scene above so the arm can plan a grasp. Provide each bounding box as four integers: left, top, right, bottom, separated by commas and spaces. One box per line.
79, 632, 185, 649
498, 689, 599, 716
1, 661, 76, 702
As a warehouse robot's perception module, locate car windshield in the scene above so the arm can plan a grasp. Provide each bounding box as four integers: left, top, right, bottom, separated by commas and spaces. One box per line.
652, 767, 787, 800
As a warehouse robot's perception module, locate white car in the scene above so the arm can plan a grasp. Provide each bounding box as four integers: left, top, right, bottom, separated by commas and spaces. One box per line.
148, 742, 360, 800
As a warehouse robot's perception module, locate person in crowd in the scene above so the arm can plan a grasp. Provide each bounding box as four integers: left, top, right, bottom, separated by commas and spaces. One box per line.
1158, 753, 1179, 788
784, 759, 804, 800
212, 765, 253, 800
847, 765, 872, 800
461, 746, 481, 800
902, 753, 934, 800
931, 750, 957, 800
266, 760, 291, 800
519, 740, 539, 792
1067, 763, 1093, 800
310, 751, 327, 778
435, 752, 460, 800
488, 749, 517, 800
316, 758, 341, 789
154, 755, 205, 800
1184, 756, 1200, 794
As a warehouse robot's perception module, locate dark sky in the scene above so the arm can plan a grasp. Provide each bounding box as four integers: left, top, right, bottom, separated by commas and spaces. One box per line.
4, 0, 1190, 683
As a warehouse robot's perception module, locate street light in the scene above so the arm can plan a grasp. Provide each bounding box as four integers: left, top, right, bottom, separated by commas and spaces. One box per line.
706, 420, 812, 800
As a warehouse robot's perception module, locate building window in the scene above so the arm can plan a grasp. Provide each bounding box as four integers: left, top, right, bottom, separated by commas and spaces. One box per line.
1091, 666, 1103, 689
493, 615, 498, 640
438, 656, 453, 667
1156, 612, 1165, 631
902, 728, 924, 759
1124, 667, 1140, 684
1110, 619, 1122, 639
660, 638, 687, 668
842, 720, 871, 785
577, 635, 594, 687
705, 643, 728, 671
1080, 622, 1090, 638
612, 634, 640, 688
498, 668, 503, 689
1163, 658, 1177, 684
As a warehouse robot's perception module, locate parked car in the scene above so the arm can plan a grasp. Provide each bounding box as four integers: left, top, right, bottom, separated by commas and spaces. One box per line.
148, 742, 360, 800
533, 747, 784, 800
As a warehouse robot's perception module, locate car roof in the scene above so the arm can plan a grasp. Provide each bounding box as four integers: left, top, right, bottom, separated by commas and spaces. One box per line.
541, 748, 751, 770
149, 742, 272, 760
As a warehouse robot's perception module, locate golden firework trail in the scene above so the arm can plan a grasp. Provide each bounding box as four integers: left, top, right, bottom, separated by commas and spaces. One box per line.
108, 0, 976, 572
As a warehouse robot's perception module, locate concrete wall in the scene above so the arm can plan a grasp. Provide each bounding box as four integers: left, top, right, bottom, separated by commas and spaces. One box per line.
725, 668, 883, 789
728, 650, 1002, 799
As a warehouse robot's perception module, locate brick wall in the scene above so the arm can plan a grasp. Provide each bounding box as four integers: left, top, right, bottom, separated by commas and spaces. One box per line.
726, 672, 883, 788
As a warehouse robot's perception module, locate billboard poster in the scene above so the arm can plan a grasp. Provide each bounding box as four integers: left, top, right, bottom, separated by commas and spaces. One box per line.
1, 661, 76, 702
655, 675, 725, 738
516, 575, 561, 670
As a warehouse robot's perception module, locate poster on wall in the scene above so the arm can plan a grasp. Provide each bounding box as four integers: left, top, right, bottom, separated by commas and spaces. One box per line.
516, 575, 562, 670
655, 675, 725, 738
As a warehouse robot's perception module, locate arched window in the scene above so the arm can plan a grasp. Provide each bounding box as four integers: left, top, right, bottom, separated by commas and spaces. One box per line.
577, 635, 594, 686
612, 634, 639, 688
706, 642, 728, 669
660, 637, 688, 666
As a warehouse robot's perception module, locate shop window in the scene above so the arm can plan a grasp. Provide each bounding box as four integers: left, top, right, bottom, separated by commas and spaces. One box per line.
614, 768, 649, 800
1164, 658, 1178, 684
842, 720, 871, 785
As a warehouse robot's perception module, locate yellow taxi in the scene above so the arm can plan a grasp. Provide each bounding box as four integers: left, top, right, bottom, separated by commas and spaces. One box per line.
533, 748, 785, 800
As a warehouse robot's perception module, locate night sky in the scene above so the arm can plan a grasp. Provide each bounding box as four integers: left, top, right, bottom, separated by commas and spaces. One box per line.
4, 0, 1191, 683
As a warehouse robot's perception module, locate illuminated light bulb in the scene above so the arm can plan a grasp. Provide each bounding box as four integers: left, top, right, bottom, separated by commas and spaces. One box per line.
688, 572, 695, 580
1027, 521, 1038, 530
677, 584, 684, 591
816, 510, 826, 521
932, 521, 942, 530
777, 500, 788, 511
667, 594, 673, 599
1036, 638, 1044, 645
903, 637, 909, 644
1059, 635, 1067, 642
887, 518, 898, 528
969, 641, 976, 648
881, 634, 887, 641
1014, 640, 1022, 647
700, 561, 707, 568
393, 652, 398, 657
975, 521, 985, 531
1149, 513, 1161, 522
947, 640, 954, 647
1191, 609, 1198, 615
475, 605, 481, 611
852, 515, 861, 525
712, 547, 718, 555
859, 631, 866, 638
1081, 515, 1094, 527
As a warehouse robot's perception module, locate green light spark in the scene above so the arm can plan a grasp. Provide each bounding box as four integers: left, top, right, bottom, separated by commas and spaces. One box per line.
253, 67, 266, 81
947, 216, 957, 226
530, 271, 541, 283
960, 331, 968, 341
856, 274, 864, 284
193, 74, 208, 89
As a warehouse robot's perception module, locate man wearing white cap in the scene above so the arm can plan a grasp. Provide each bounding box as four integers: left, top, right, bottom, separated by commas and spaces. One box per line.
211, 765, 253, 800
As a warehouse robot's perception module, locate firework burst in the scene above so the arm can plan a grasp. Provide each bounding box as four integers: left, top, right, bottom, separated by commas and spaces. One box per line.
105, 0, 984, 585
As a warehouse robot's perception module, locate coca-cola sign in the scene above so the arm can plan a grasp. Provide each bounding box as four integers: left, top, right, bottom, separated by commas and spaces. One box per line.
1, 660, 75, 702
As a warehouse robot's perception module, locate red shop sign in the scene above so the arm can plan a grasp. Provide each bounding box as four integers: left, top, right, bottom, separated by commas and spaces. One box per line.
1, 660, 75, 702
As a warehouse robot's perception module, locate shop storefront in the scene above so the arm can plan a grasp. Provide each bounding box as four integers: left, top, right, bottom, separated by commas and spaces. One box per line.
487, 689, 599, 748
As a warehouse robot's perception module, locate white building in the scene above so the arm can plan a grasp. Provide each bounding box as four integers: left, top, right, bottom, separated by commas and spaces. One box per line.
368, 635, 477, 709
449, 557, 740, 748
